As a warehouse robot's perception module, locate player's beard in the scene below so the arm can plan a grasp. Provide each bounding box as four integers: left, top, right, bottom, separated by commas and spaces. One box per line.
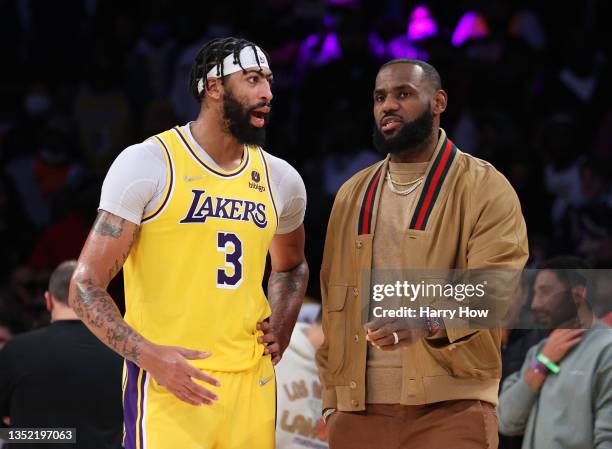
222, 89, 268, 147
372, 104, 433, 155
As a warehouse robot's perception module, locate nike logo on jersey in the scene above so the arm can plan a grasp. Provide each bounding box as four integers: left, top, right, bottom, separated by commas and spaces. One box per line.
184, 174, 206, 182
180, 189, 268, 228
259, 375, 274, 386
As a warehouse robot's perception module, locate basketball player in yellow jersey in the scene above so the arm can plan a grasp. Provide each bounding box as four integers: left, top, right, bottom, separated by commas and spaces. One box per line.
68, 37, 309, 449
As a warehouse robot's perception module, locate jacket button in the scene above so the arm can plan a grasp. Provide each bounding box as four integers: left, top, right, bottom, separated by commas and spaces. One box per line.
351, 399, 358, 407
353, 288, 359, 296
353, 334, 359, 342
350, 381, 357, 389
356, 241, 363, 249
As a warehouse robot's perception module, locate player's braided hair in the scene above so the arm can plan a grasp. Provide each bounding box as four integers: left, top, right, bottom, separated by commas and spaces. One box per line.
189, 37, 269, 102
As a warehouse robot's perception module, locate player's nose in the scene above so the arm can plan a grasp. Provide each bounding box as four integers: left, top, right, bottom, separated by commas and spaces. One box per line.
259, 79, 273, 103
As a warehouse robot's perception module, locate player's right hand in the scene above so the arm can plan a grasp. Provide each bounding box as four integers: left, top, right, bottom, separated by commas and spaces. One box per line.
140, 344, 220, 406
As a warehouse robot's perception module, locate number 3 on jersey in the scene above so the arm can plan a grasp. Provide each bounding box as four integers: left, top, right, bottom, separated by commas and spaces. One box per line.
217, 232, 243, 289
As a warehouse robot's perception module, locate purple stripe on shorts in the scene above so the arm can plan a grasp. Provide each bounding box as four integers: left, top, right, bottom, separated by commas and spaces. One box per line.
124, 360, 140, 449
138, 371, 146, 449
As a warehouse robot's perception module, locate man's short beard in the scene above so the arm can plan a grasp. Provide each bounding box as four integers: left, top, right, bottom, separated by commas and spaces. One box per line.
547, 290, 580, 329
222, 89, 267, 147
372, 104, 433, 155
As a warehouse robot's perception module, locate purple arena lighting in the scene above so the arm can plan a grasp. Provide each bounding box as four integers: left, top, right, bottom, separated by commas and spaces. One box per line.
452, 11, 490, 47
407, 5, 438, 41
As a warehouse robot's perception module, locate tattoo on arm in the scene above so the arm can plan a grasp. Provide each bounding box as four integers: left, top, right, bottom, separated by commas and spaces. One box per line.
267, 261, 309, 350
106, 247, 132, 284
73, 277, 144, 363
73, 213, 144, 362
96, 215, 139, 284
93, 214, 125, 239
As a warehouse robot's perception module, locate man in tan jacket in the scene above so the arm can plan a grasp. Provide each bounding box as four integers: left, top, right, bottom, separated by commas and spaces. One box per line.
316, 58, 529, 449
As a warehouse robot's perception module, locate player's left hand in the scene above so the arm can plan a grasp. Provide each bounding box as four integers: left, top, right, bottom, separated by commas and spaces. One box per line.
257, 321, 281, 365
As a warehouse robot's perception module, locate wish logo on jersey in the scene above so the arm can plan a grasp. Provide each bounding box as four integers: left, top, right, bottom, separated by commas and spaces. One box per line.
180, 189, 268, 228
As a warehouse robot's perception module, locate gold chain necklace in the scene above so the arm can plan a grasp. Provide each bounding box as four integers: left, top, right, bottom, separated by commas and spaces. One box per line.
387, 172, 424, 186
386, 172, 424, 195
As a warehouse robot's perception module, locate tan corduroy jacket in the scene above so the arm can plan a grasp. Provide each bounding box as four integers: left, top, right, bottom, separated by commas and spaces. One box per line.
316, 130, 529, 412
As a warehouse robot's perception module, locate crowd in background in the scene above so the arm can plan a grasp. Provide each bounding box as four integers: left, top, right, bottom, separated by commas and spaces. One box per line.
0, 0, 611, 348
1, 1, 612, 448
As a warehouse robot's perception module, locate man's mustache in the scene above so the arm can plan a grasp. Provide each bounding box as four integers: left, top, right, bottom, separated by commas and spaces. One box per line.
379, 113, 404, 126
250, 101, 272, 112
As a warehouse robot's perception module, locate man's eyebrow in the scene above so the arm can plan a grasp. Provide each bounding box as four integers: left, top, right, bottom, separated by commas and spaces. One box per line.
243, 69, 274, 80
374, 83, 417, 94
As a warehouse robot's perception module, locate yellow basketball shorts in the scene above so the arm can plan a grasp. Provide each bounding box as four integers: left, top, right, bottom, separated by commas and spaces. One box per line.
122, 355, 276, 449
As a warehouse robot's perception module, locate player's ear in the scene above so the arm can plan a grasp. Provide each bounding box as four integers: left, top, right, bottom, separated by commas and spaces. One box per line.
205, 77, 223, 101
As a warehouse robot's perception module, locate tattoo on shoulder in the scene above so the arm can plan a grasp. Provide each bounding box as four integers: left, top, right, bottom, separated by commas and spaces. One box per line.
93, 214, 125, 238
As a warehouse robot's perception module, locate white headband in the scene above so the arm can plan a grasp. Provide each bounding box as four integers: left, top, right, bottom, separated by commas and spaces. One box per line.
197, 46, 270, 95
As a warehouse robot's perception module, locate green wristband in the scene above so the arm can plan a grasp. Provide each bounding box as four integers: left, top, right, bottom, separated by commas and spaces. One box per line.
536, 353, 561, 374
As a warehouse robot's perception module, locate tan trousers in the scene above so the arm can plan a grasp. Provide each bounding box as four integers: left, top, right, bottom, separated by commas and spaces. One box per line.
327, 400, 498, 449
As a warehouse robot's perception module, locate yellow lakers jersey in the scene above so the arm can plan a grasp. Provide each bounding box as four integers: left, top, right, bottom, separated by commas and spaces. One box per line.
123, 126, 278, 371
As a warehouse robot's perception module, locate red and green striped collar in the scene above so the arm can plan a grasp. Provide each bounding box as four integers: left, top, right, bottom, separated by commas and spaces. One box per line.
357, 134, 458, 235
409, 136, 457, 230
357, 164, 384, 235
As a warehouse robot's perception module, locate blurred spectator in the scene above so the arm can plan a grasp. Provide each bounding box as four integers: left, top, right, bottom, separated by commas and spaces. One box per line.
507, 8, 547, 51
499, 272, 548, 449
320, 100, 379, 198
276, 310, 327, 449
503, 150, 552, 235
140, 99, 178, 141
9, 266, 48, 328
549, 31, 605, 112
537, 115, 584, 225
0, 175, 31, 282
74, 40, 131, 174
593, 270, 612, 326
169, 34, 211, 123
4, 118, 82, 230
297, 300, 323, 324
125, 19, 177, 113
0, 302, 27, 350
558, 156, 612, 266
0, 260, 123, 449
498, 256, 612, 449
26, 185, 96, 273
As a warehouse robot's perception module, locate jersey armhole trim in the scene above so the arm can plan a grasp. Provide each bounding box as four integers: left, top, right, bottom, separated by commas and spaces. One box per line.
258, 148, 279, 230
141, 135, 175, 223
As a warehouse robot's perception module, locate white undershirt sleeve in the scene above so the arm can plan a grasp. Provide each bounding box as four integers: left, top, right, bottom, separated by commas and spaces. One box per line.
265, 153, 307, 235
99, 140, 167, 225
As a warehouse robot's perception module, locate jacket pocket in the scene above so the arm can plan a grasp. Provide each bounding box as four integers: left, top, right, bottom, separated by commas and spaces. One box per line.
325, 285, 349, 376
423, 331, 500, 379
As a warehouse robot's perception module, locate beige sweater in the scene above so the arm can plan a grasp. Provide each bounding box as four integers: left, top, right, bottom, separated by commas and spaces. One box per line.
367, 161, 428, 404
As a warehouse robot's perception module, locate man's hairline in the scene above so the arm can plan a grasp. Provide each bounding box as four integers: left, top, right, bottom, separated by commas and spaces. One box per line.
376, 63, 440, 93
377, 61, 442, 91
